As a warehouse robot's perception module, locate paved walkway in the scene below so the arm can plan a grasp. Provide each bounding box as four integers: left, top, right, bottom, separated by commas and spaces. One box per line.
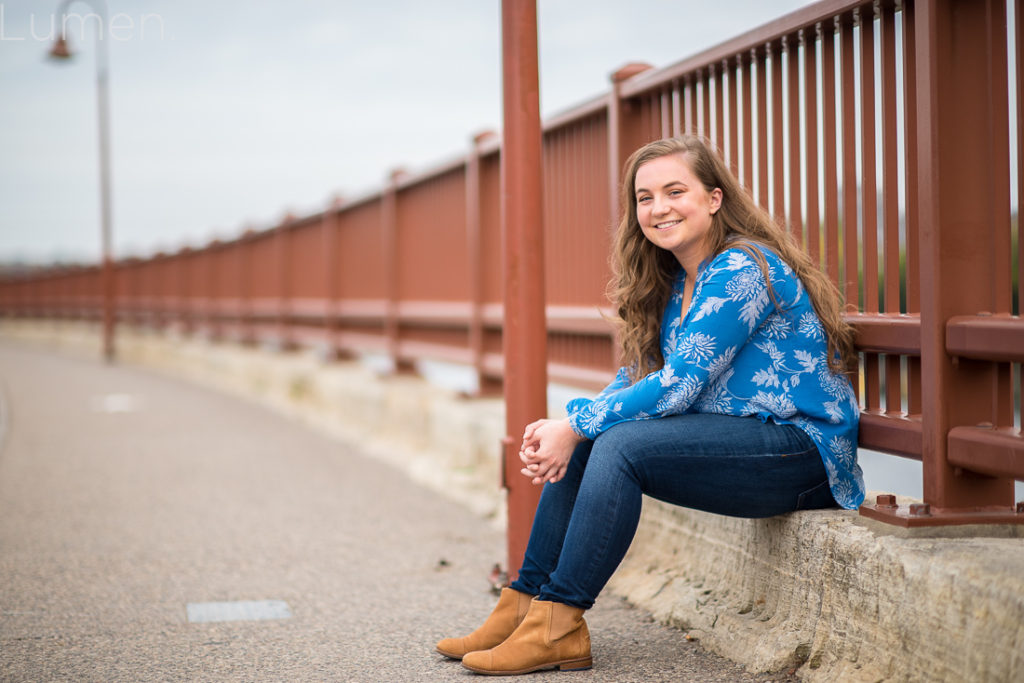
0, 340, 790, 682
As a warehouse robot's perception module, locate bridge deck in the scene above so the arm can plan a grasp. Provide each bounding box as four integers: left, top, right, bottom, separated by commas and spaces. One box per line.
0, 340, 774, 682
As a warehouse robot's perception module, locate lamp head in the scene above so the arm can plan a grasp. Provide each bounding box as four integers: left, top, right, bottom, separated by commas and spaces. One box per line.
49, 35, 73, 60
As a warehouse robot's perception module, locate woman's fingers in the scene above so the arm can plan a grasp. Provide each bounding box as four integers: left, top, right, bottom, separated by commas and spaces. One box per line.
532, 455, 559, 481
540, 457, 571, 485
518, 446, 538, 465
519, 455, 547, 480
520, 452, 553, 483
521, 419, 546, 441
540, 464, 566, 485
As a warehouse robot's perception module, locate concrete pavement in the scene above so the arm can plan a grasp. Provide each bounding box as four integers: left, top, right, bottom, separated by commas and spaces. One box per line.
0, 340, 789, 682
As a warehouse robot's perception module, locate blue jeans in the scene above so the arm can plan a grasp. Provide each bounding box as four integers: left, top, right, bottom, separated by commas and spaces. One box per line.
508, 413, 836, 610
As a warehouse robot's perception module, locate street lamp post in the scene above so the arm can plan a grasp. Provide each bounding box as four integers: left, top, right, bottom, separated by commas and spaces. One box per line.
49, 0, 115, 362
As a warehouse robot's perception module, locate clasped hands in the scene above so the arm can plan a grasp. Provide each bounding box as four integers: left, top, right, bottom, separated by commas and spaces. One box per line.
518, 417, 586, 485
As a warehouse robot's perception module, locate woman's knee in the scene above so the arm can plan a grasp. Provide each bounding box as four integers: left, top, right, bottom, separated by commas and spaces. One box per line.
588, 426, 644, 481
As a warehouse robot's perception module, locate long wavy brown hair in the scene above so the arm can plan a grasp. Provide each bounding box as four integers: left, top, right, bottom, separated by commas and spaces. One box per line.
609, 135, 856, 382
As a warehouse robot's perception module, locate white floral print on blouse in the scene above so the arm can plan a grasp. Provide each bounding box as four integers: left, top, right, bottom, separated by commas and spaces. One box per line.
566, 244, 865, 510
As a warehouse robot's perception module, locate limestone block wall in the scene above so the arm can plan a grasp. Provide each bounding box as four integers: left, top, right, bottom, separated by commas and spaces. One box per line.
609, 501, 1023, 682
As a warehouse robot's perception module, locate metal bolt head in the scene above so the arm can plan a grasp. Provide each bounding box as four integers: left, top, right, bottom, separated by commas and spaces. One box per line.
909, 503, 931, 517
876, 494, 898, 509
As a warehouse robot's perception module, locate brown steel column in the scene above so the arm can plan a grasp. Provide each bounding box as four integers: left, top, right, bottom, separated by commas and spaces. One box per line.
324, 197, 344, 359
500, 0, 546, 581
606, 62, 652, 372
239, 231, 252, 344
861, 0, 1021, 527
101, 252, 114, 361
180, 247, 192, 335
467, 131, 501, 396
607, 63, 653, 225
382, 169, 414, 374
382, 174, 398, 365
277, 217, 293, 349
906, 0, 1012, 514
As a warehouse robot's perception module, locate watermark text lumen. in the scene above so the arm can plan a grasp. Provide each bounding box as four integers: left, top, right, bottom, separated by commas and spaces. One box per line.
0, 4, 165, 42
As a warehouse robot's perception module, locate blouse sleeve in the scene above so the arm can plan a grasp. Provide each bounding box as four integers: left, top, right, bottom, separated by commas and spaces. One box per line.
565, 366, 631, 436
595, 365, 631, 400
567, 250, 782, 439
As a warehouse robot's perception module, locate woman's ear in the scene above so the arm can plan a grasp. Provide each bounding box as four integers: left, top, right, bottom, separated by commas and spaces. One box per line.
709, 188, 723, 214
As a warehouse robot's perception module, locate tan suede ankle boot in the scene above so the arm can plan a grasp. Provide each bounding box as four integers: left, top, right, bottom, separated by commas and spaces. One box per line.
436, 588, 534, 660
461, 598, 592, 675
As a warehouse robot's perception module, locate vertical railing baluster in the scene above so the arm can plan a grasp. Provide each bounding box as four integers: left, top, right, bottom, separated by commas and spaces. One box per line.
714, 62, 726, 152
771, 40, 786, 226
727, 57, 740, 177
786, 33, 803, 245
822, 21, 841, 284
742, 51, 755, 195
903, 1, 922, 418
839, 12, 859, 310
880, 3, 901, 418
756, 46, 770, 210
804, 25, 821, 268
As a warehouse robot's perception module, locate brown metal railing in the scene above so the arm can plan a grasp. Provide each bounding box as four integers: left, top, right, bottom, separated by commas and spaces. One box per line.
2, 0, 1021, 527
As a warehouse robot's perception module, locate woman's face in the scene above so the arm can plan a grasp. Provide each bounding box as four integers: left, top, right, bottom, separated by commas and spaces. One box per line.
634, 153, 721, 271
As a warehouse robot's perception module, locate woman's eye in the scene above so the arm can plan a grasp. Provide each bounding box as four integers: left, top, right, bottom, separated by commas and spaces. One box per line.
637, 196, 651, 203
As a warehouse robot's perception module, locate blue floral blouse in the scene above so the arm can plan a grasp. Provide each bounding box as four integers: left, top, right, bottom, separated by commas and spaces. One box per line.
566, 244, 865, 510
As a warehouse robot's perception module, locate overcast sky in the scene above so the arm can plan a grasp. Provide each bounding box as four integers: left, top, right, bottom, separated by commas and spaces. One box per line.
0, 0, 816, 263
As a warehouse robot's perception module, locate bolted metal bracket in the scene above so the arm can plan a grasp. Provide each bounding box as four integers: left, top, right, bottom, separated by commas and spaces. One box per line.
860, 493, 1024, 528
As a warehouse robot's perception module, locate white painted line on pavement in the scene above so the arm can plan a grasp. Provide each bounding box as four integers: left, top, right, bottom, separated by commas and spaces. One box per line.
186, 599, 293, 623
90, 393, 142, 413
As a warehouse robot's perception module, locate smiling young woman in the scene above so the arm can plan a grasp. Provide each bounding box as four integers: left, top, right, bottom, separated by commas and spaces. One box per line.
436, 135, 863, 677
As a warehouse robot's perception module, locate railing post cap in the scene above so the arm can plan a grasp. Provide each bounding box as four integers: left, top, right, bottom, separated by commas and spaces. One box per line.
473, 130, 498, 145
610, 62, 654, 84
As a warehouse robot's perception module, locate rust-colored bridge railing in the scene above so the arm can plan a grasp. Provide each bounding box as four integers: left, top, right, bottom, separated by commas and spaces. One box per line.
2, 0, 1021, 528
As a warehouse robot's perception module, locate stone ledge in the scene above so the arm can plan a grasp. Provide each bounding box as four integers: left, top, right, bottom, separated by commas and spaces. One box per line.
607, 499, 1024, 682
3, 320, 1023, 682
